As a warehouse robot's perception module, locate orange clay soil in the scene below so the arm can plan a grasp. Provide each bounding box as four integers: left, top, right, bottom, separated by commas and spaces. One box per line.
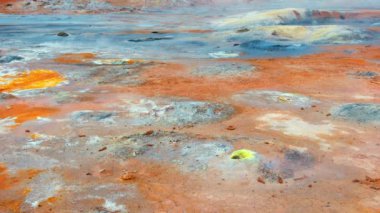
37, 156, 380, 212
0, 0, 15, 4
0, 45, 379, 212
114, 45, 380, 102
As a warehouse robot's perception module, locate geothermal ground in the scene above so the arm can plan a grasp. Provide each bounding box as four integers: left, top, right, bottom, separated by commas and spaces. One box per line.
0, 1, 380, 212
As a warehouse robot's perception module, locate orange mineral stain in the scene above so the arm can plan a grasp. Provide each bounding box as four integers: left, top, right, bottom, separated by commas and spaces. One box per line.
46, 196, 58, 203
124, 46, 380, 101
0, 69, 65, 93
0, 163, 11, 190
54, 53, 96, 64
0, 104, 58, 127
0, 163, 42, 213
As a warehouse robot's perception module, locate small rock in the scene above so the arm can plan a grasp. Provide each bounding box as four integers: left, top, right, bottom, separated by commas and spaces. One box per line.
57, 32, 69, 37
294, 175, 308, 181
278, 177, 284, 184
236, 28, 250, 33
257, 177, 266, 184
121, 171, 136, 181
226, 125, 236, 131
128, 37, 172, 42
98, 147, 107, 152
144, 130, 154, 136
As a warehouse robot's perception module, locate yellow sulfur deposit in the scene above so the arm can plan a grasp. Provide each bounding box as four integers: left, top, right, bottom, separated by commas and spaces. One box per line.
30, 133, 42, 140
0, 69, 65, 92
277, 96, 290, 103
230, 149, 256, 160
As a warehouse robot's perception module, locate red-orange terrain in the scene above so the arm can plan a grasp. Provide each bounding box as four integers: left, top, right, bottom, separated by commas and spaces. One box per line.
0, 2, 380, 212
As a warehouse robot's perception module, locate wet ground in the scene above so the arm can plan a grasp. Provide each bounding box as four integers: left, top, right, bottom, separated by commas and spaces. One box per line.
0, 2, 380, 213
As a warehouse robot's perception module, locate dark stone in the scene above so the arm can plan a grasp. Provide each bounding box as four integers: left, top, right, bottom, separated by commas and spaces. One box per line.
128, 37, 172, 42
236, 28, 250, 33
57, 32, 69, 37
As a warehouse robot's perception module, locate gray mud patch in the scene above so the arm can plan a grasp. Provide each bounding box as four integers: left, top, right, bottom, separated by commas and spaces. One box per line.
260, 147, 315, 180
110, 131, 233, 172
331, 103, 380, 123
92, 66, 144, 86
68, 98, 234, 127
89, 62, 154, 86
192, 61, 255, 77
349, 71, 378, 79
232, 90, 318, 109
70, 110, 117, 125
125, 98, 235, 126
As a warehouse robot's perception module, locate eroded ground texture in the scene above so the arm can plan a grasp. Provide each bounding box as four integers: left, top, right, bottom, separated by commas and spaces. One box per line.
0, 0, 380, 212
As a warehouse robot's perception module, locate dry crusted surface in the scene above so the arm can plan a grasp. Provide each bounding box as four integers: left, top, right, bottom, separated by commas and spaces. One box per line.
0, 4, 380, 213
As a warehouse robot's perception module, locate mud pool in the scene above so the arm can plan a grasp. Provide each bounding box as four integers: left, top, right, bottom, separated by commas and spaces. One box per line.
0, 1, 380, 212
